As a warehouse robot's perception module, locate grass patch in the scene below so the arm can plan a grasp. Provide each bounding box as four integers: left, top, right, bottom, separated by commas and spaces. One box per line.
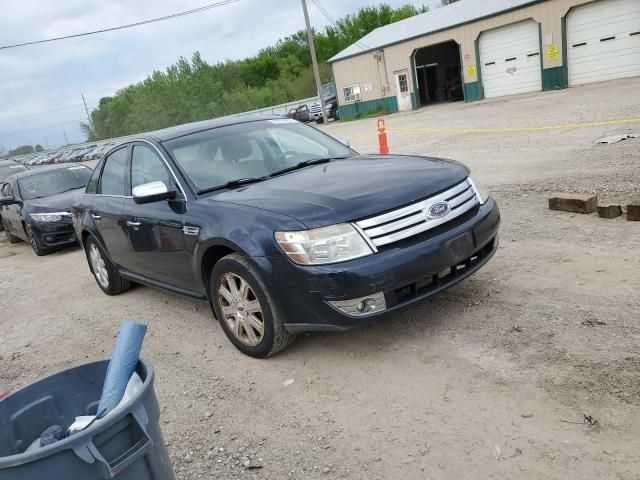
342, 107, 390, 122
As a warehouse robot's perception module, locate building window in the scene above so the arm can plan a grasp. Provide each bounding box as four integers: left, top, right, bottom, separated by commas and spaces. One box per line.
342, 84, 361, 103
397, 73, 408, 93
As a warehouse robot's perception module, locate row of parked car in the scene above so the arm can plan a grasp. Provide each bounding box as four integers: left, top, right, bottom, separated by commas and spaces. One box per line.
10, 141, 122, 167
0, 116, 500, 357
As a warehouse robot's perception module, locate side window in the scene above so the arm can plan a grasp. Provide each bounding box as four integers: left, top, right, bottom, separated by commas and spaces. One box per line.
85, 163, 102, 194
99, 148, 127, 196
131, 146, 171, 189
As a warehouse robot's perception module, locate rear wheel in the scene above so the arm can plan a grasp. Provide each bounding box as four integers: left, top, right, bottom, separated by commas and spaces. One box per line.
211, 253, 294, 358
2, 218, 20, 244
84, 236, 130, 295
24, 224, 48, 256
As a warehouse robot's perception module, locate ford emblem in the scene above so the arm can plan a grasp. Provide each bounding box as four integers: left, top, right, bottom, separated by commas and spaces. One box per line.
426, 201, 450, 218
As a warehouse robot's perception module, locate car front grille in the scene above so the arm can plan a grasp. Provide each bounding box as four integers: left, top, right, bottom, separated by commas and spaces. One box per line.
309, 103, 321, 114
355, 179, 479, 248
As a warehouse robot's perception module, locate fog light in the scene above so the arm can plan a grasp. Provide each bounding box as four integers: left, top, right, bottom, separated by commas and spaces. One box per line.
357, 298, 377, 313
329, 292, 386, 317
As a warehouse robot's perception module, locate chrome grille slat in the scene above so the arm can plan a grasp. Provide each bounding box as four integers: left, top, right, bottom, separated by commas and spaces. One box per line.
365, 211, 426, 238
449, 187, 476, 208
356, 180, 470, 229
355, 179, 480, 248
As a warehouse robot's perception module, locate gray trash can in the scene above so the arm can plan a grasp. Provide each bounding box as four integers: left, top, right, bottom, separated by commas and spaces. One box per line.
0, 359, 175, 480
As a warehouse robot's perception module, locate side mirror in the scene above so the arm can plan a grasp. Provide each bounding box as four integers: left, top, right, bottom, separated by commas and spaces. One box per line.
0, 196, 20, 207
132, 181, 176, 205
338, 138, 350, 148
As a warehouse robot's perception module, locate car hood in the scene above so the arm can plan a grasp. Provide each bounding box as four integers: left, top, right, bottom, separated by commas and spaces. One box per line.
213, 155, 469, 228
26, 188, 85, 212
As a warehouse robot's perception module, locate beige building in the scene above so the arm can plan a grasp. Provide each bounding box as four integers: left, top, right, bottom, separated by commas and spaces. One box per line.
328, 0, 640, 119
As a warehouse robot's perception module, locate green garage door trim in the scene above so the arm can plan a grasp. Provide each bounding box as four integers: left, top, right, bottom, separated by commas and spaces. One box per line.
463, 81, 484, 101
338, 96, 399, 120
542, 66, 568, 90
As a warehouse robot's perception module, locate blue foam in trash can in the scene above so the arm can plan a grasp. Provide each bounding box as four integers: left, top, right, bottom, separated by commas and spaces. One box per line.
97, 320, 147, 418
0, 360, 175, 480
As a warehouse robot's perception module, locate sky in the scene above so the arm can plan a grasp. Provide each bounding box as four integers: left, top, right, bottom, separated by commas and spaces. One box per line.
0, 0, 438, 151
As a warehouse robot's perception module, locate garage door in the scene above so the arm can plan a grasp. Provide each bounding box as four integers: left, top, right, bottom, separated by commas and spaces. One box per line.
567, 0, 640, 86
479, 21, 542, 98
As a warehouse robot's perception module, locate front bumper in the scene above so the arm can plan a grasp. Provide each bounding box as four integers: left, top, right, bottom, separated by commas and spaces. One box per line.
260, 198, 500, 333
31, 221, 77, 248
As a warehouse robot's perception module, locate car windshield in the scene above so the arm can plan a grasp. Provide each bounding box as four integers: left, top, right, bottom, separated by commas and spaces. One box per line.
163, 119, 354, 192
0, 163, 28, 182
18, 166, 93, 200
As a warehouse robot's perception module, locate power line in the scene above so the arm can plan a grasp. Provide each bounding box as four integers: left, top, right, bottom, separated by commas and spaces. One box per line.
310, 0, 373, 53
0, 0, 239, 51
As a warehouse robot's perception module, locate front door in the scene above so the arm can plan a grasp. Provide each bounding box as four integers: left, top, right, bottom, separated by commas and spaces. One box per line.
92, 146, 139, 272
126, 144, 196, 292
394, 70, 412, 111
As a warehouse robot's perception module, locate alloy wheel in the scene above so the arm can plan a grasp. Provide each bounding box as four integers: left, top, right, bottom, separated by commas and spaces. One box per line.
217, 273, 265, 346
89, 243, 109, 289
25, 226, 38, 251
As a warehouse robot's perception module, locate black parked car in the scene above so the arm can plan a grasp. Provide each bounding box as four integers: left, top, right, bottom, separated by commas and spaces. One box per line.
72, 116, 499, 357
0, 164, 93, 255
0, 160, 29, 231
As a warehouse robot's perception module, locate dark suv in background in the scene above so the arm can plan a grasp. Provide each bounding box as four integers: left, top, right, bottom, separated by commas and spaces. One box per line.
72, 116, 499, 357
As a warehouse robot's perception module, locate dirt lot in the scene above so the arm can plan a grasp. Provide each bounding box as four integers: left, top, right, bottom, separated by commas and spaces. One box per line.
1, 77, 639, 479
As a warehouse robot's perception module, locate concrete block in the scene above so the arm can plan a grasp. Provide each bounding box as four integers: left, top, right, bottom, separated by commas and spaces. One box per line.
627, 203, 640, 221
597, 204, 622, 219
548, 193, 597, 214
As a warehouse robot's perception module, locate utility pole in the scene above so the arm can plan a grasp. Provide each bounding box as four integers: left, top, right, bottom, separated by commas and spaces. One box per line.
81, 93, 94, 136
63, 129, 69, 146
301, 0, 328, 124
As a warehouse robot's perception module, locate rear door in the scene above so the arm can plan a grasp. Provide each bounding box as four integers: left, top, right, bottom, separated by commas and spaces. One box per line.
91, 146, 139, 272
125, 143, 196, 291
1, 181, 23, 239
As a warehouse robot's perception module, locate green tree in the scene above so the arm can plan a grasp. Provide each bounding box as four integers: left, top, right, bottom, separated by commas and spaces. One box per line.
35, 144, 44, 152
439, 0, 460, 6
8, 145, 34, 156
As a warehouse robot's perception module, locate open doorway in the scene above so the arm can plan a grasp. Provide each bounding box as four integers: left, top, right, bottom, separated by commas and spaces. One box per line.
414, 41, 464, 106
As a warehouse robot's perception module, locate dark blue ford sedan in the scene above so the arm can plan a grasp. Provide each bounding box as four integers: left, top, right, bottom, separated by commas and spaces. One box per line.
72, 116, 499, 357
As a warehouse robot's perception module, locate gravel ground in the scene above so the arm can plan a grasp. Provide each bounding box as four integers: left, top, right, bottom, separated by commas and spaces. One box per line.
1, 77, 639, 479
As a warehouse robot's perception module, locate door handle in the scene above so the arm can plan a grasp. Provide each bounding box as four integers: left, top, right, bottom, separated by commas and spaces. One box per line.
126, 221, 141, 228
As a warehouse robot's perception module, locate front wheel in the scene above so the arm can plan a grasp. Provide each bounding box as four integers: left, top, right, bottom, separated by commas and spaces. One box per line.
84, 236, 130, 295
211, 253, 294, 358
24, 224, 48, 256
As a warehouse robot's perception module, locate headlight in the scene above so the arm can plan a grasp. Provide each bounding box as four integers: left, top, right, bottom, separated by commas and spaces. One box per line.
29, 212, 70, 222
468, 176, 489, 205
275, 224, 373, 265
325, 103, 334, 110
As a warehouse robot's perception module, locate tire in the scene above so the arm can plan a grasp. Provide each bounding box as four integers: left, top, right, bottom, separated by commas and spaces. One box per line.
211, 253, 294, 358
24, 223, 48, 256
315, 118, 324, 124
84, 235, 130, 295
2, 218, 20, 244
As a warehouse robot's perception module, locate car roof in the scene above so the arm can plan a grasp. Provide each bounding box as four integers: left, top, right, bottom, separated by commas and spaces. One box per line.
7, 163, 91, 180
133, 114, 281, 142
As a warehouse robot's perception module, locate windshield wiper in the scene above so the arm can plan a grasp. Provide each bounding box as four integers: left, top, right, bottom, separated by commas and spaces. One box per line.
269, 156, 348, 177
198, 177, 266, 195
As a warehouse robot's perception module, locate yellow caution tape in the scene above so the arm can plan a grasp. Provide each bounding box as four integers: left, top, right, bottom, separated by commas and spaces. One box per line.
383, 118, 640, 134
